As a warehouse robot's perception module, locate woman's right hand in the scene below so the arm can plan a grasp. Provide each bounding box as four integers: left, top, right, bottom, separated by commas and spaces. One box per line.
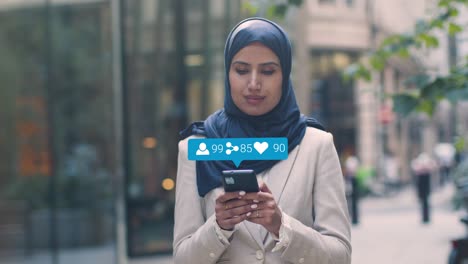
215, 191, 257, 230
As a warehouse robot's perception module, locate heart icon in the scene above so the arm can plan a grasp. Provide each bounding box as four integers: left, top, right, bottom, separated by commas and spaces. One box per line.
254, 142, 269, 155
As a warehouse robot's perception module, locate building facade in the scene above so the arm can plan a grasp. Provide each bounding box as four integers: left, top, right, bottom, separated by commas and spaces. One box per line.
287, 0, 456, 186
0, 0, 241, 263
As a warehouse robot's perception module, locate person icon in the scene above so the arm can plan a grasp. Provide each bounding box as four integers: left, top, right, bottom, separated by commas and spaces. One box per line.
196, 143, 210, 156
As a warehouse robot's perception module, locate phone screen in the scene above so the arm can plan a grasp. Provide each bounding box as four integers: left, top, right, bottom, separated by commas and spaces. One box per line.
222, 169, 259, 193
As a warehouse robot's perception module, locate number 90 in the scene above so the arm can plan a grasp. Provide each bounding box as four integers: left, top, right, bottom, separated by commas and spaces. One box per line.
273, 143, 286, 152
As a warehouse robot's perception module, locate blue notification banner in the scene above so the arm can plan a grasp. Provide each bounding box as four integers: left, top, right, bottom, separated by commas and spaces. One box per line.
188, 138, 288, 167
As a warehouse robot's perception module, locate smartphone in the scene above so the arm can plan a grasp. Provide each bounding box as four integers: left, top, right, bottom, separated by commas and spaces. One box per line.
222, 169, 259, 193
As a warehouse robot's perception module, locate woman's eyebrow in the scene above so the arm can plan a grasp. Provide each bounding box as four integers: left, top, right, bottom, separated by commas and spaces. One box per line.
231, 61, 250, 66
231, 61, 280, 67
260, 62, 280, 67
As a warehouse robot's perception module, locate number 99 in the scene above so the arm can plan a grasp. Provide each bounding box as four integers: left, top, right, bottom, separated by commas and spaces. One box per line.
212, 144, 223, 153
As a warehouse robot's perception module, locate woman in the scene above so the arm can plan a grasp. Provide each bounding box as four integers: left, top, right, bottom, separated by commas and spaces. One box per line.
174, 17, 351, 264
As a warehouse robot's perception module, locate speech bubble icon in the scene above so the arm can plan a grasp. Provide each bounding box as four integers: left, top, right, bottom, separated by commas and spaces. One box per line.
188, 138, 288, 167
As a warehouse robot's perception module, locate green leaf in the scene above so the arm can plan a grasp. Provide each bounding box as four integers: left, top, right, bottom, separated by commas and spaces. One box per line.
418, 33, 439, 48
392, 94, 419, 116
242, 2, 258, 16
404, 74, 431, 87
448, 23, 463, 35
401, 37, 415, 47
454, 137, 465, 152
448, 7, 459, 17
438, 0, 451, 7
360, 67, 372, 81
397, 48, 410, 58
382, 44, 399, 54
381, 35, 402, 46
266, 4, 288, 19
370, 55, 385, 71
430, 18, 444, 29
266, 5, 277, 18
415, 20, 428, 34
416, 100, 435, 116
420, 78, 446, 99
342, 64, 359, 81
446, 88, 468, 103
342, 63, 371, 82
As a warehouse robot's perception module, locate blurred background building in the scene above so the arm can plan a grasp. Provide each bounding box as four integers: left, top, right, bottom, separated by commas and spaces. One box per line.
0, 0, 466, 263
288, 0, 467, 188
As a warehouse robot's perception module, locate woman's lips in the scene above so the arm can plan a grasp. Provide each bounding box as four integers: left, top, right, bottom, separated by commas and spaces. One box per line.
245, 95, 265, 105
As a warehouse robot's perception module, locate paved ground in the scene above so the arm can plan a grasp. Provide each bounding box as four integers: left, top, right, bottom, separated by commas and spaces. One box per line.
1, 183, 462, 264
132, 183, 464, 264
351, 183, 464, 264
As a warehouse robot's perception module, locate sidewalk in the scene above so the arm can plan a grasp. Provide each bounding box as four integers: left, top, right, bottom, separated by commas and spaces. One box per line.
3, 184, 459, 264
130, 255, 172, 264
141, 183, 463, 264
351, 183, 463, 264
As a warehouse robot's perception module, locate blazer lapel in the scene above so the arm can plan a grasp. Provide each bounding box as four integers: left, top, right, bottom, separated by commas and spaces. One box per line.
266, 144, 300, 203
242, 144, 302, 248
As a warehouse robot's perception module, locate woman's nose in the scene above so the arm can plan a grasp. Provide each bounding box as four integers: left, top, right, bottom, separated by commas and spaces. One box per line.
248, 71, 260, 90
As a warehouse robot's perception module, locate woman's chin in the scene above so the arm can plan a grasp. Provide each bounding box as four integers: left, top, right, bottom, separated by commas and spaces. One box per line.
240, 107, 264, 116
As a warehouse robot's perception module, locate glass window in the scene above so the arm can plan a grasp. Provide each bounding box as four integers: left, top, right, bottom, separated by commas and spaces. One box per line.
310, 51, 358, 157
0, 0, 244, 261
0, 1, 116, 263
122, 0, 240, 257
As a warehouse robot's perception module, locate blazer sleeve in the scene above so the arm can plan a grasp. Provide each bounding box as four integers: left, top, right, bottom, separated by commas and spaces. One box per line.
173, 139, 230, 264
280, 132, 352, 264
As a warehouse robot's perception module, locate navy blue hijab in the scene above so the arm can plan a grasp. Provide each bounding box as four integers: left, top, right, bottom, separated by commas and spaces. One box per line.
180, 17, 324, 197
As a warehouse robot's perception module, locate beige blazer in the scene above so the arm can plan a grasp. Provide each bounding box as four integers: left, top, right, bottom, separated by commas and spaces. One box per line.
173, 127, 351, 264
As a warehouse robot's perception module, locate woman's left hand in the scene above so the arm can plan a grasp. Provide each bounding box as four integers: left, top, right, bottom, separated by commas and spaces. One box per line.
243, 182, 282, 236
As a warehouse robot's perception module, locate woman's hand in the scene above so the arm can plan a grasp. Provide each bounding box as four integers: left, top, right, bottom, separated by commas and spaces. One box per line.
215, 191, 256, 230
215, 183, 282, 235
243, 182, 282, 236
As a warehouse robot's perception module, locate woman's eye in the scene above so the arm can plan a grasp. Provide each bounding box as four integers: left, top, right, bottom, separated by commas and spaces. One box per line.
236, 69, 249, 75
262, 70, 275, 75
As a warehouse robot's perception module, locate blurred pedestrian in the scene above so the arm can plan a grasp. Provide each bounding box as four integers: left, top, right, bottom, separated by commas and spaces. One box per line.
433, 143, 455, 186
344, 155, 359, 225
174, 17, 351, 263
411, 153, 436, 223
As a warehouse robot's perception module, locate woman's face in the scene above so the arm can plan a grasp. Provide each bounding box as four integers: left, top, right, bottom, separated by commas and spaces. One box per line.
229, 42, 282, 116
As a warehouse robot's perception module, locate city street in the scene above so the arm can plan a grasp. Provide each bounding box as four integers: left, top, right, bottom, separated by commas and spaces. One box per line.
2, 1, 467, 264
3, 183, 461, 264
138, 183, 463, 264
352, 183, 463, 264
